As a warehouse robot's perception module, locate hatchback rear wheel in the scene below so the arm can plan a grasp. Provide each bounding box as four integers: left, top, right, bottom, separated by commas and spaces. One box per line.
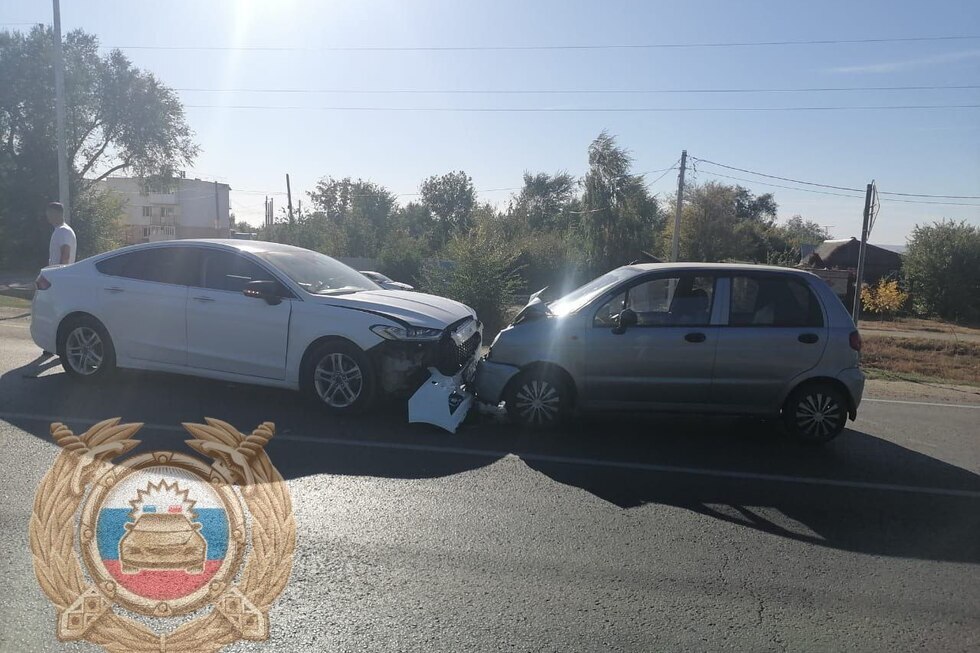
783, 383, 848, 443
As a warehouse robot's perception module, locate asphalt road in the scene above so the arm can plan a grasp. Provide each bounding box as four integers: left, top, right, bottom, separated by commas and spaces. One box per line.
1, 314, 979, 652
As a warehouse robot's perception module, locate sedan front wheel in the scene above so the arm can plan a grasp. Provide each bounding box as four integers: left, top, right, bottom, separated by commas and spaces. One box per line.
303, 341, 375, 414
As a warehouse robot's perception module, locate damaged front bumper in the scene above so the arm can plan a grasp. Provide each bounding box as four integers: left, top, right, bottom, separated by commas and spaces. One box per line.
372, 317, 481, 433
408, 358, 479, 433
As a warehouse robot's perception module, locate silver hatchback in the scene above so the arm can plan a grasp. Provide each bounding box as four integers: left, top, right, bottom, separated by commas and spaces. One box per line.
475, 263, 865, 443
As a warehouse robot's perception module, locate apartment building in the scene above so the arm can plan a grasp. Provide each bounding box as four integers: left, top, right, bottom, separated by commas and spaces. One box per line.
102, 177, 231, 244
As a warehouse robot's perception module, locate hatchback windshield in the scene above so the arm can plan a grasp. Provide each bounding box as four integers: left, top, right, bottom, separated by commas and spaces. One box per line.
549, 267, 642, 316
254, 250, 380, 295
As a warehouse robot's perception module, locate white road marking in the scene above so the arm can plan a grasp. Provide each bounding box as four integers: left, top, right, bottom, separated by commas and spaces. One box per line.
865, 398, 980, 410
2, 410, 979, 499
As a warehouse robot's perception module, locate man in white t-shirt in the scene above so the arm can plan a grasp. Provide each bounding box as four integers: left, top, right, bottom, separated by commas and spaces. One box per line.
47, 202, 76, 266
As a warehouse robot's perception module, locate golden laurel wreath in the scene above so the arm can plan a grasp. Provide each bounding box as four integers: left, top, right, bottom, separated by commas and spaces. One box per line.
28, 418, 296, 653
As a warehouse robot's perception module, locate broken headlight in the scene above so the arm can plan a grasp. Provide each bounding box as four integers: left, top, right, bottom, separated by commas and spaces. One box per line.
371, 324, 443, 342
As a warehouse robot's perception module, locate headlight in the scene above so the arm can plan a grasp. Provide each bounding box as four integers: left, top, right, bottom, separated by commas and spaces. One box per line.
371, 324, 443, 342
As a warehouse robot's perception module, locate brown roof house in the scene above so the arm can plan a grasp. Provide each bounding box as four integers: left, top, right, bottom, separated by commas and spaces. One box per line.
804, 238, 902, 284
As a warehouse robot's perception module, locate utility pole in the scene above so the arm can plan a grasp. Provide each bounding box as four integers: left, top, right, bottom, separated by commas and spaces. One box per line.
851, 182, 875, 322
52, 0, 70, 223
213, 181, 221, 234
671, 150, 687, 262
286, 174, 294, 223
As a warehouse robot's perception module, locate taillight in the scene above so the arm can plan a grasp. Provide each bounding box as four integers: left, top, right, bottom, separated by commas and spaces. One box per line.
35, 274, 51, 291
849, 330, 862, 352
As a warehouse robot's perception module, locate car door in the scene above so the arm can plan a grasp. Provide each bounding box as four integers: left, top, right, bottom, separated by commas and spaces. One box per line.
185, 248, 292, 379
95, 246, 197, 365
583, 273, 720, 410
711, 274, 829, 413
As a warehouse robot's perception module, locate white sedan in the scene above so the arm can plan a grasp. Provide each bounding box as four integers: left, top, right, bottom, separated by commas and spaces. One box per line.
31, 240, 481, 416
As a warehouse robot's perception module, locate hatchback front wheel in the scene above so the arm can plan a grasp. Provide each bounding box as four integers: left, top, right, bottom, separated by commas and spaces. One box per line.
505, 368, 571, 429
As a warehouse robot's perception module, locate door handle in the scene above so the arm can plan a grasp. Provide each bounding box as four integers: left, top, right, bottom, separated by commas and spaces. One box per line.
684, 332, 706, 343
798, 333, 819, 344
105, 286, 124, 293
192, 296, 216, 303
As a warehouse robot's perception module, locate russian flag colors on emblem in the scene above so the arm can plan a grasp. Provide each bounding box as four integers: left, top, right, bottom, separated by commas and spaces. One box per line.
95, 466, 229, 601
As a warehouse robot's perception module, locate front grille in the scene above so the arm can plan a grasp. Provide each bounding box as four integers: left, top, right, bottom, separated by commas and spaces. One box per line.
436, 321, 481, 375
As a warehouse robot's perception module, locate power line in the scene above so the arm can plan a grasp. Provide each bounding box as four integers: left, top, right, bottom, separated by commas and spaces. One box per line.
695, 169, 866, 199
183, 103, 980, 113
104, 35, 980, 52
173, 84, 980, 95
692, 158, 864, 192
878, 189, 980, 199
697, 169, 980, 207
694, 156, 980, 200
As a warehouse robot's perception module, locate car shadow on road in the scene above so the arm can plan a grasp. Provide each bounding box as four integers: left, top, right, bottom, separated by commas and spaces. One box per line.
4, 361, 979, 564
516, 413, 980, 564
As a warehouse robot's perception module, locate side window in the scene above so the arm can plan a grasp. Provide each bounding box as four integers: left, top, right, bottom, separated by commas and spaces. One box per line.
95, 248, 200, 286
730, 276, 823, 327
202, 251, 276, 293
592, 275, 715, 327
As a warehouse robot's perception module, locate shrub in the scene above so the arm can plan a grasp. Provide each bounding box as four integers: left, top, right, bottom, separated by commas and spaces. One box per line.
861, 279, 908, 318
378, 231, 428, 287
420, 223, 522, 337
904, 220, 980, 322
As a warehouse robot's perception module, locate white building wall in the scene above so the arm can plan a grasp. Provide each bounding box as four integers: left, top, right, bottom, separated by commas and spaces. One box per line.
101, 177, 231, 244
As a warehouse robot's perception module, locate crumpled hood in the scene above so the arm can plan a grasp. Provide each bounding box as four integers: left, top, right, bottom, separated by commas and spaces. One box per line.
312, 290, 476, 329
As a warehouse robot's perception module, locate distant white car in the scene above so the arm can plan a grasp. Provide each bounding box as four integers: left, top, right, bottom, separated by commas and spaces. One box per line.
360, 271, 414, 291
31, 240, 481, 417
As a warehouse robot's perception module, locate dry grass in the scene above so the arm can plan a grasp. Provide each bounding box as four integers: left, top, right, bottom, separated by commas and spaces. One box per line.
0, 294, 31, 310
862, 336, 980, 386
859, 316, 980, 338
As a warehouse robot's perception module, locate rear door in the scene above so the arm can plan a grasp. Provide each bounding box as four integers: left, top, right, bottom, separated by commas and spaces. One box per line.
583, 273, 720, 409
711, 273, 828, 413
95, 247, 198, 365
185, 249, 292, 379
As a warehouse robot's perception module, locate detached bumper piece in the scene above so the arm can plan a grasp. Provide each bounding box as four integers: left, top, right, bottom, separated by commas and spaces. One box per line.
408, 366, 475, 434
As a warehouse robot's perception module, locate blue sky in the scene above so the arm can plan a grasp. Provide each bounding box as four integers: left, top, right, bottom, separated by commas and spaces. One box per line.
3, 0, 979, 244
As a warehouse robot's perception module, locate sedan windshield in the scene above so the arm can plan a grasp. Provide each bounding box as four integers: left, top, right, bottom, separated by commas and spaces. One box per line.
254, 250, 380, 295
549, 267, 641, 316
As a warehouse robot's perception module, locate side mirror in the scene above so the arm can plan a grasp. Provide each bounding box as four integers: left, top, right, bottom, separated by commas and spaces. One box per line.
612, 308, 637, 335
243, 280, 284, 306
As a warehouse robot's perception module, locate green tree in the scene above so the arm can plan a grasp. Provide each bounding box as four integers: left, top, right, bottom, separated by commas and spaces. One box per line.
662, 182, 790, 263
420, 171, 476, 247
511, 171, 577, 231
306, 177, 397, 257
0, 26, 197, 267
904, 220, 980, 322
580, 131, 659, 274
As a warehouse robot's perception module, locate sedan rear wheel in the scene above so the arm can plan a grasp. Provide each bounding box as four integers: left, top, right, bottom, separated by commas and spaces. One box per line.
59, 316, 116, 380
505, 368, 570, 429
783, 383, 848, 443
303, 341, 375, 414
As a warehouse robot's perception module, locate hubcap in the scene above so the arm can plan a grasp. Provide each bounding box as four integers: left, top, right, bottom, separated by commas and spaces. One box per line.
795, 392, 842, 439
65, 326, 104, 376
514, 379, 560, 425
314, 353, 363, 408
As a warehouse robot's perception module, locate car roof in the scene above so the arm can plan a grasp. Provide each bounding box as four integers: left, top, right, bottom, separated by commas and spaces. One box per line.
93, 238, 316, 259
618, 262, 814, 276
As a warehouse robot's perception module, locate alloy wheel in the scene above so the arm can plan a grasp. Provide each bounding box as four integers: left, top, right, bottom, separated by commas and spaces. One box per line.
313, 352, 364, 408
65, 326, 104, 376
513, 379, 561, 426
794, 392, 843, 440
